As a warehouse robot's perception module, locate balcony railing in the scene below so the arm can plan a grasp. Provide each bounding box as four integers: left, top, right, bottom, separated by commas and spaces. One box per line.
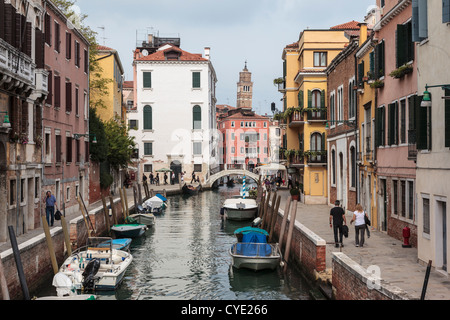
277, 81, 286, 92
289, 111, 304, 127
0, 38, 34, 85
408, 129, 417, 160
306, 108, 327, 121
289, 154, 304, 166
305, 150, 327, 164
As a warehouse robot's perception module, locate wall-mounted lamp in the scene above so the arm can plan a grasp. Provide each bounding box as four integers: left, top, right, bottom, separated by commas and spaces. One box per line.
73, 133, 97, 144
0, 111, 11, 128
325, 119, 357, 129
421, 84, 450, 107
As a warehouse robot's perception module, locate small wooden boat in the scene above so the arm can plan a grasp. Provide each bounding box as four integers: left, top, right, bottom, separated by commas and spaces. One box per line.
182, 183, 201, 195
129, 204, 156, 227
229, 227, 281, 271
58, 237, 133, 291
111, 223, 147, 238
222, 197, 258, 221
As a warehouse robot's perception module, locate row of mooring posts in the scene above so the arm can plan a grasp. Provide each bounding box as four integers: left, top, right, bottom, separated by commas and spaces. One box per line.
257, 190, 298, 272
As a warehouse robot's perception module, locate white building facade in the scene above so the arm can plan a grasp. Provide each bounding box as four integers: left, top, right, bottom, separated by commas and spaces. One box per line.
129, 43, 218, 183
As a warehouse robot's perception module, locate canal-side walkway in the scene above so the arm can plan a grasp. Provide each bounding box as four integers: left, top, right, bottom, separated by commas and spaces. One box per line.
275, 189, 450, 300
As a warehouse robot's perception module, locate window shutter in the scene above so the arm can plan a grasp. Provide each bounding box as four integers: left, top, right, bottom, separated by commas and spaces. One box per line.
298, 90, 304, 108
358, 61, 365, 87
66, 82, 72, 112
54, 75, 61, 108
444, 0, 450, 23
44, 12, 51, 46
412, 0, 420, 42
35, 28, 45, 68
143, 72, 151, 88
321, 90, 326, 108
46, 70, 52, 105
408, 95, 416, 130
192, 72, 201, 88
418, 0, 428, 40
416, 95, 429, 150
445, 89, 450, 147
66, 32, 71, 60
396, 24, 408, 67
193, 105, 201, 129
143, 105, 152, 130
307, 90, 312, 108
369, 51, 375, 78
388, 103, 395, 145
375, 107, 382, 147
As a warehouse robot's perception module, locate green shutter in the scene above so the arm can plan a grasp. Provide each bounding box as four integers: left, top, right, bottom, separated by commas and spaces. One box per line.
143, 105, 152, 130
416, 95, 429, 150
192, 72, 200, 88
396, 24, 408, 67
307, 90, 312, 108
143, 72, 151, 88
144, 143, 152, 155
408, 95, 416, 130
358, 61, 365, 87
298, 90, 304, 108
388, 103, 396, 145
375, 107, 381, 147
445, 89, 450, 147
193, 105, 201, 129
321, 90, 326, 108
369, 51, 375, 78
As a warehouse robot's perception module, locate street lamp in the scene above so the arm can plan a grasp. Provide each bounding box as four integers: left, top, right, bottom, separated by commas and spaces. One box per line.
73, 133, 97, 143
421, 84, 450, 107
0, 111, 11, 128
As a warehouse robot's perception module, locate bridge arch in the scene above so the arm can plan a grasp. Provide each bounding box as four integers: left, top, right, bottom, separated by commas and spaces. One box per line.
205, 169, 260, 188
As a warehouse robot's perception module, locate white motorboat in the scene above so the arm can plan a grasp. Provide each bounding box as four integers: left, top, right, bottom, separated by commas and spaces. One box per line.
58, 237, 133, 291
34, 273, 96, 300
223, 197, 258, 221
229, 226, 282, 271
142, 196, 166, 214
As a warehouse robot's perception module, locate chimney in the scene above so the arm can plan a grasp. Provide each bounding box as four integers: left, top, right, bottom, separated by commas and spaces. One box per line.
358, 22, 368, 46
204, 47, 210, 60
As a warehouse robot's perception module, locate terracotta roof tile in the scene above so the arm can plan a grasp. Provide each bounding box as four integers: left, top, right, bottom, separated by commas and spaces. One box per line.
123, 81, 133, 89
97, 45, 115, 51
330, 20, 361, 30
135, 44, 208, 62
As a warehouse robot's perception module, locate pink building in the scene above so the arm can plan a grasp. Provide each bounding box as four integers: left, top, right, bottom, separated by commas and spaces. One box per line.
42, 1, 90, 215
373, 0, 418, 245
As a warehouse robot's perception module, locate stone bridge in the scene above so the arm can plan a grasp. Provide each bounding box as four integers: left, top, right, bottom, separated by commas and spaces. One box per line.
203, 169, 260, 188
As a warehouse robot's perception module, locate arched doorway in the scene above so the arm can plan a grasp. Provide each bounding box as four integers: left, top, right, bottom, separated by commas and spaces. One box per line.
170, 160, 182, 184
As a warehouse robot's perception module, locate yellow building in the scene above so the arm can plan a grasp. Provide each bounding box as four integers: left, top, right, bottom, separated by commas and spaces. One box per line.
92, 45, 125, 122
355, 34, 380, 229
279, 26, 352, 204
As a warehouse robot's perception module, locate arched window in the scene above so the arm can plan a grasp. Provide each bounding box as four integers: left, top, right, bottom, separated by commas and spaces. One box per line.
143, 105, 152, 130
310, 132, 324, 162
350, 146, 356, 188
193, 105, 201, 129
331, 149, 336, 185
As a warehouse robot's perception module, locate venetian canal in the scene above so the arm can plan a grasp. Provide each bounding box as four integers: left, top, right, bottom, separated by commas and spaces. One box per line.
39, 185, 312, 300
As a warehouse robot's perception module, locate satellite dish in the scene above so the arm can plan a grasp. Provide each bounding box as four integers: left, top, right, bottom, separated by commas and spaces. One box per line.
142, 49, 149, 56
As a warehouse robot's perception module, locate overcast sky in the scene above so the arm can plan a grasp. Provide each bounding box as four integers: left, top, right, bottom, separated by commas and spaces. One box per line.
75, 0, 376, 116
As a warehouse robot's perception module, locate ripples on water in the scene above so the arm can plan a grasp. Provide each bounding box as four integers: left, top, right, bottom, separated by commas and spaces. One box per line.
115, 185, 311, 301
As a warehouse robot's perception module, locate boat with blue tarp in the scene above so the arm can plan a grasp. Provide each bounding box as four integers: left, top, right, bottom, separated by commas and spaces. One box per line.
229, 225, 282, 271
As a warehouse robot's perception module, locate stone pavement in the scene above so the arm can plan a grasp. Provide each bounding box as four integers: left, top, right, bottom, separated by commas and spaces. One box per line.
275, 189, 450, 300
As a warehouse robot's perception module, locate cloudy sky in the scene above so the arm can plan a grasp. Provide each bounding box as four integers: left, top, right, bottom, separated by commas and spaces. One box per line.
75, 0, 376, 115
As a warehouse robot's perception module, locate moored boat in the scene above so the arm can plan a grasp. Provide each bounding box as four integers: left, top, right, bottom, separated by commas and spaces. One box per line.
142, 196, 166, 214
129, 204, 156, 226
222, 197, 258, 221
229, 226, 282, 271
182, 183, 201, 195
111, 223, 147, 238
57, 237, 133, 291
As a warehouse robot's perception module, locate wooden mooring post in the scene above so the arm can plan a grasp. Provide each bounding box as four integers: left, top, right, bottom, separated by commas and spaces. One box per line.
283, 200, 298, 271
268, 195, 281, 243
278, 196, 292, 254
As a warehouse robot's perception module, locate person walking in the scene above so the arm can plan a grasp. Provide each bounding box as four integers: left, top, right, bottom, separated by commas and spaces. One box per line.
150, 172, 154, 185
350, 204, 369, 247
155, 173, 160, 186
191, 171, 196, 184
43, 191, 58, 227
329, 200, 346, 248
142, 173, 148, 185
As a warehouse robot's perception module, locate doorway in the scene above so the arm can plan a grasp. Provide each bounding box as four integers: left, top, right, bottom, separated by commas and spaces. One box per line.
436, 200, 447, 272
170, 161, 182, 184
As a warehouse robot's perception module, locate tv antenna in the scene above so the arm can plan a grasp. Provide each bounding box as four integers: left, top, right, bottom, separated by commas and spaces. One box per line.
98, 26, 107, 45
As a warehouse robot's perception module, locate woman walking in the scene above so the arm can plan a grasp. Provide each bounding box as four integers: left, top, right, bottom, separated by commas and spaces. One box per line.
350, 204, 369, 247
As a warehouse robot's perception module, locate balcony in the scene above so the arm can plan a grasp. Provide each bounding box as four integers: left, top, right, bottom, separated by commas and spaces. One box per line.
0, 38, 34, 88
277, 81, 286, 93
305, 150, 327, 165
289, 111, 304, 128
289, 154, 304, 167
306, 108, 327, 121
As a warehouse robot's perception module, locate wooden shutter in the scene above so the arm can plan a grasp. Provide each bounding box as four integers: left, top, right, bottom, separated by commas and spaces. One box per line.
298, 90, 304, 108
375, 107, 382, 147
143, 72, 151, 88
46, 70, 52, 105
408, 95, 417, 130
416, 95, 429, 150
54, 75, 61, 108
66, 137, 72, 163
369, 51, 375, 78
321, 90, 326, 108
358, 61, 365, 87
35, 28, 45, 69
445, 89, 450, 147
444, 0, 450, 23
307, 90, 312, 108
54, 22, 60, 52
66, 82, 72, 112
66, 32, 72, 60
192, 72, 201, 88
396, 24, 408, 67
44, 12, 51, 45
143, 105, 152, 130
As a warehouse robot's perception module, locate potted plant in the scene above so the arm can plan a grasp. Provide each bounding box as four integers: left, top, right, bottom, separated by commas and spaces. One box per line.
290, 187, 300, 201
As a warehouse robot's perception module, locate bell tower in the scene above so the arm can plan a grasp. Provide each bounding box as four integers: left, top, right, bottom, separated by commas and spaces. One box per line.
236, 61, 253, 109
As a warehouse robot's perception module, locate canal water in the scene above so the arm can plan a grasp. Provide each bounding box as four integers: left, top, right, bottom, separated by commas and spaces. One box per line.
40, 185, 312, 300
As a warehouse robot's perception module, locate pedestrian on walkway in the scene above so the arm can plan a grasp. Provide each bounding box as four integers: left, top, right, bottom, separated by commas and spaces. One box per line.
350, 204, 368, 247
150, 172, 154, 185
191, 171, 196, 183
43, 191, 58, 227
164, 172, 168, 185
155, 173, 160, 186
329, 200, 346, 248
142, 173, 148, 185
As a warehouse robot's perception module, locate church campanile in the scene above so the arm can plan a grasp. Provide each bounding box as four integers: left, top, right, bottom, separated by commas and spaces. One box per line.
236, 61, 253, 109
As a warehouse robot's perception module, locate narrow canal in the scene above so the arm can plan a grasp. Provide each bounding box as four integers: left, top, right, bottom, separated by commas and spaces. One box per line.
41, 185, 313, 300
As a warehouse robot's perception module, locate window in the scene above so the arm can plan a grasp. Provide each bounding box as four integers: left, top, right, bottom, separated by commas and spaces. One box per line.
396, 21, 414, 67
75, 139, 80, 163
330, 92, 335, 124
375, 106, 386, 146
54, 75, 61, 109
412, 0, 429, 41
388, 102, 399, 145
66, 136, 72, 163
65, 81, 72, 112
194, 164, 202, 172
231, 121, 235, 128
400, 99, 406, 144
193, 142, 202, 155
314, 52, 327, 67
423, 196, 430, 234
231, 147, 235, 153
129, 119, 138, 130
375, 41, 385, 78
400, 180, 406, 217
45, 132, 51, 158
143, 105, 152, 130
445, 89, 450, 147
337, 87, 343, 122
192, 72, 201, 88
408, 181, 414, 220
65, 32, 71, 60
331, 149, 336, 185
35, 177, 40, 199
46, 70, 53, 105
393, 180, 398, 215
415, 95, 431, 150
9, 180, 16, 206
143, 72, 152, 88
54, 21, 60, 53
444, 0, 450, 23
350, 146, 356, 188
44, 13, 51, 45
193, 105, 201, 129
144, 142, 153, 156
75, 87, 79, 116
84, 49, 89, 73
349, 80, 356, 118
56, 134, 61, 163
144, 164, 153, 172
75, 41, 80, 68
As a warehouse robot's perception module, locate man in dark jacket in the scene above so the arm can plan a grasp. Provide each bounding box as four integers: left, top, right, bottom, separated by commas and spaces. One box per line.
329, 200, 347, 248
